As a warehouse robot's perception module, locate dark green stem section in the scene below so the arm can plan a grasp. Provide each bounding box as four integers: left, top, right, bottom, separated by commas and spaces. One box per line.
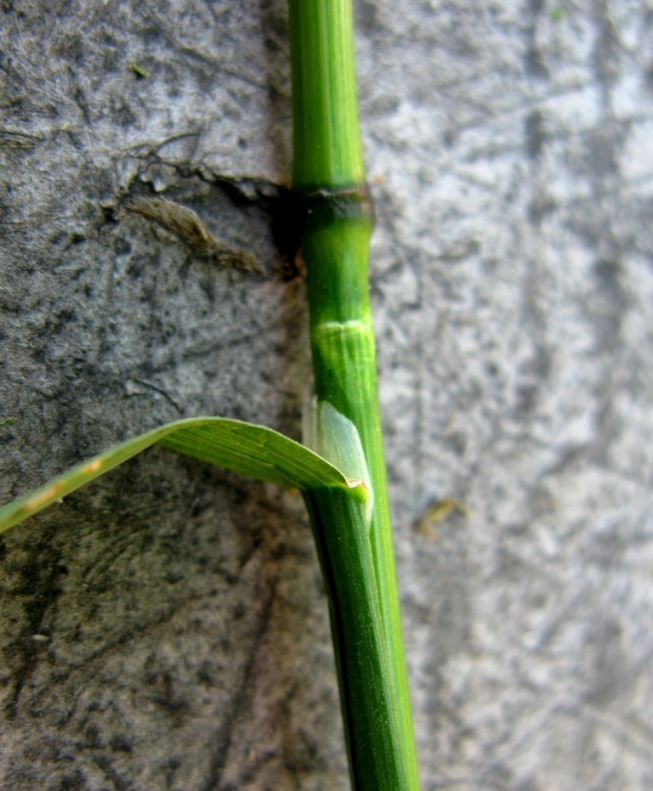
303, 487, 405, 791
289, 1, 420, 789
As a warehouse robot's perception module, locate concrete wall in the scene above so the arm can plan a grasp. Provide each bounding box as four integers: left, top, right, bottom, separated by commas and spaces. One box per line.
2, 1, 652, 788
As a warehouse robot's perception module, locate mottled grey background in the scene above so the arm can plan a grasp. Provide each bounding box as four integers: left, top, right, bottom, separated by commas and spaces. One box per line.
1, 1, 652, 789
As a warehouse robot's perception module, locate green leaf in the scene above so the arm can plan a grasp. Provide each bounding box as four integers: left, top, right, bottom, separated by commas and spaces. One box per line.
0, 417, 351, 535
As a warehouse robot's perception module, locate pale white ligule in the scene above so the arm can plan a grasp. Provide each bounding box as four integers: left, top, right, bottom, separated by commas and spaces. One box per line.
303, 398, 374, 530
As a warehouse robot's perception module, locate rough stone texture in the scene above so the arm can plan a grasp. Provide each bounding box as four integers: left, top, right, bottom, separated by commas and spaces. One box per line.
1, 1, 652, 789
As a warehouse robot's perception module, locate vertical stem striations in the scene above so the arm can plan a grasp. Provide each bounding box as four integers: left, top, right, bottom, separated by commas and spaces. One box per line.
289, 1, 420, 788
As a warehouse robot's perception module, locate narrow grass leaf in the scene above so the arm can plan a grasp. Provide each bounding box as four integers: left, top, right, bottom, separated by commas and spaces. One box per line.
0, 417, 350, 534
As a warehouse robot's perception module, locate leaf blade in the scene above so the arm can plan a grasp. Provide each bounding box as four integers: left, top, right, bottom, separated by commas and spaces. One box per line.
0, 417, 350, 534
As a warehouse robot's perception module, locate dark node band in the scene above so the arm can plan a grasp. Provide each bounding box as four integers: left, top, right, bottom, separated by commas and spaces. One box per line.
294, 183, 376, 230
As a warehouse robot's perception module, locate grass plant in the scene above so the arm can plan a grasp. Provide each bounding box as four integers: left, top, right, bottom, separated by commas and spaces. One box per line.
0, 1, 420, 788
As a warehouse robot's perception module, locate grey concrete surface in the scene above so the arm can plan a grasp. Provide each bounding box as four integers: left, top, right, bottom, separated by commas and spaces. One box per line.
1, 1, 652, 789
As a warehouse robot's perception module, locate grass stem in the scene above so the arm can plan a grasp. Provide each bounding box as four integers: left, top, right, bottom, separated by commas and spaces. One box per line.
289, 1, 420, 787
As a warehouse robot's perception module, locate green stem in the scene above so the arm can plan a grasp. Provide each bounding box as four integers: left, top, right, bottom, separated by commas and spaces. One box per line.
289, 1, 420, 788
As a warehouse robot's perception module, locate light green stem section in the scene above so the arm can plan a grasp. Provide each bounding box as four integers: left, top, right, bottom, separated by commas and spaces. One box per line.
289, 0, 365, 190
